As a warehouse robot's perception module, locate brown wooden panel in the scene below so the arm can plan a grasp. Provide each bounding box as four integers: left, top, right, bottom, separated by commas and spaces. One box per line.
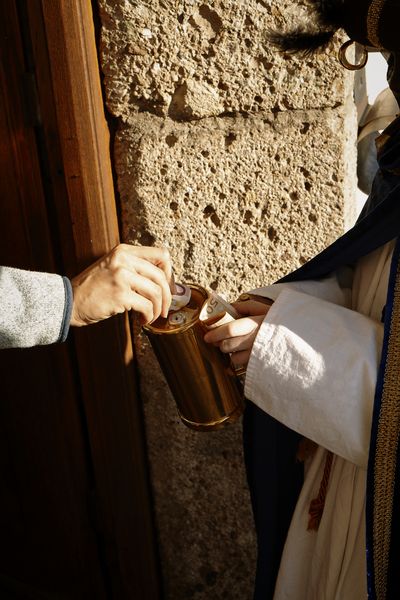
0, 0, 53, 269
36, 1, 162, 597
0, 2, 107, 598
40, 0, 119, 270
0, 0, 161, 596
0, 346, 107, 599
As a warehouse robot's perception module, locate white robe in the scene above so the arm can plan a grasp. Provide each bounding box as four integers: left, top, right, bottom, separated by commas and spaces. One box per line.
244, 240, 395, 600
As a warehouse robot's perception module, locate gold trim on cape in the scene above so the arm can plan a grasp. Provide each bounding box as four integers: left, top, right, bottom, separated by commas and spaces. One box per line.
373, 258, 400, 599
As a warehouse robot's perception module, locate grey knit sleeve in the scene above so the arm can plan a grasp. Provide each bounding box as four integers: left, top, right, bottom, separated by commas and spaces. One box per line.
0, 266, 73, 349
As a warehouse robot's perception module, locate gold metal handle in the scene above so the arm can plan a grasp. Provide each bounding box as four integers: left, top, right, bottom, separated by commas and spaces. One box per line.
232, 364, 247, 377
237, 293, 274, 306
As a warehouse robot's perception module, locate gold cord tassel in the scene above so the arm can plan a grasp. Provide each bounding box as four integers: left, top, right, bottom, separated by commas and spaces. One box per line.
307, 451, 334, 531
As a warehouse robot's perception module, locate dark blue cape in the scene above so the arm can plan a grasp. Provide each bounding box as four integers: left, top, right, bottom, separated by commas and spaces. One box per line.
243, 114, 400, 599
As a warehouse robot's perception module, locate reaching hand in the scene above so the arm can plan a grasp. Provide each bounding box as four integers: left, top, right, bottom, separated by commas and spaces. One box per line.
70, 244, 173, 327
203, 298, 272, 368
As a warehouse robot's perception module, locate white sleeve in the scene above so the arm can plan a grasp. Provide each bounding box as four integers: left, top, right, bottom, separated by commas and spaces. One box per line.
244, 288, 383, 469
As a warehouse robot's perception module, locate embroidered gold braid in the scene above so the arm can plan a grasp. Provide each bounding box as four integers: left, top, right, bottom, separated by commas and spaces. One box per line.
367, 0, 385, 48
373, 261, 400, 600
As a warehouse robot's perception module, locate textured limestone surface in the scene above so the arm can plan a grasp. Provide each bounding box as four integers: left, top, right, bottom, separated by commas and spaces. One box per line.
99, 0, 347, 121
115, 108, 356, 294
98, 0, 358, 598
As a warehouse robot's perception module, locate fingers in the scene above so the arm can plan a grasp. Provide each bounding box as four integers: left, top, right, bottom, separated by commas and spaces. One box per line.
70, 243, 175, 327
119, 244, 175, 293
130, 258, 171, 318
230, 349, 251, 367
204, 316, 262, 345
126, 272, 164, 322
232, 299, 272, 317
110, 246, 172, 317
203, 314, 265, 372
128, 292, 156, 325
220, 333, 257, 354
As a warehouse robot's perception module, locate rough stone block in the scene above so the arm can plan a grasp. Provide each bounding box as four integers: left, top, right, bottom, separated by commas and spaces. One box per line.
115, 109, 356, 296
98, 0, 350, 121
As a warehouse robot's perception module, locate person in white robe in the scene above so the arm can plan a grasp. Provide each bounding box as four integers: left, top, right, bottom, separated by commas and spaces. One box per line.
205, 1, 400, 598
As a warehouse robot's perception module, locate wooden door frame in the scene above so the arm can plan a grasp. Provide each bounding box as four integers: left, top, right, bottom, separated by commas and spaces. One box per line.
13, 1, 161, 597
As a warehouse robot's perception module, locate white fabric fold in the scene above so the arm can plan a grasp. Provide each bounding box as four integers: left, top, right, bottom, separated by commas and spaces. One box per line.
245, 288, 383, 468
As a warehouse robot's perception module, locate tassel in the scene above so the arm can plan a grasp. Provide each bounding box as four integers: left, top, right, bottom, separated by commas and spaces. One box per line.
307, 450, 333, 531
266, 29, 335, 57
266, 0, 346, 58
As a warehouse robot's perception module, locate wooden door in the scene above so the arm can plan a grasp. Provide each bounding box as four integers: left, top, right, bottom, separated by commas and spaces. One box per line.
0, 2, 161, 598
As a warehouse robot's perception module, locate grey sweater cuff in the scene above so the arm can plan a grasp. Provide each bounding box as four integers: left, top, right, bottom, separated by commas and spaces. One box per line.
0, 267, 72, 349
59, 276, 73, 343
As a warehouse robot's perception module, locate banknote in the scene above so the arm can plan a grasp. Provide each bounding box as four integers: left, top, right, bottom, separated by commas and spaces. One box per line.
200, 292, 239, 330
170, 283, 192, 311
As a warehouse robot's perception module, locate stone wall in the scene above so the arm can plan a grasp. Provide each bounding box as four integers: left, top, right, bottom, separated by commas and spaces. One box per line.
98, 1, 357, 598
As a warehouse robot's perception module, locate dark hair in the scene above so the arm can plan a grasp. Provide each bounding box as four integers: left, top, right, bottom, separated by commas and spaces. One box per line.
268, 0, 346, 56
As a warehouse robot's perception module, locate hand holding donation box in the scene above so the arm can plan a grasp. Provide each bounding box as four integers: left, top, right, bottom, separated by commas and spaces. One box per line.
143, 283, 244, 431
